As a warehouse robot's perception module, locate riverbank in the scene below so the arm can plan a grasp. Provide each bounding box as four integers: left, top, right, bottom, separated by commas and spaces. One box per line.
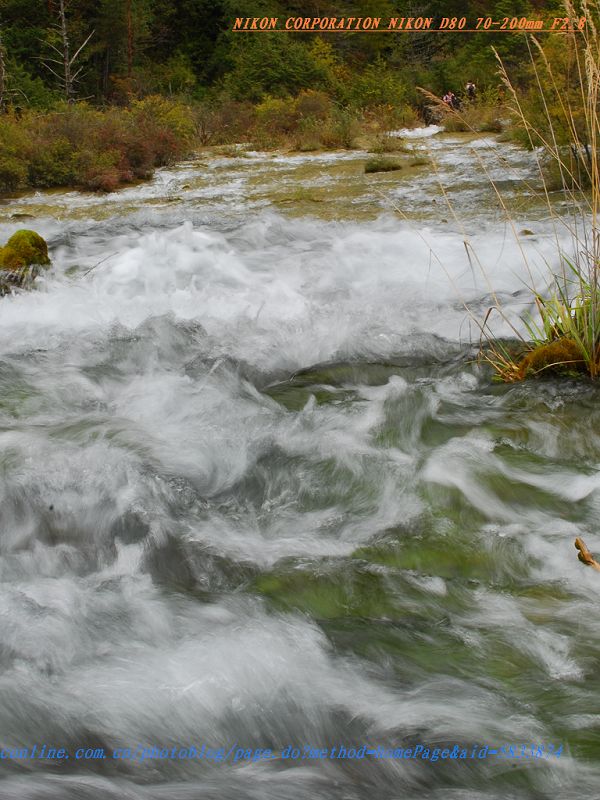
0, 96, 507, 197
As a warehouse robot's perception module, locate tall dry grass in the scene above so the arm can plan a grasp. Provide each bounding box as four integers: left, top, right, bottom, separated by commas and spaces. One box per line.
477, 0, 600, 380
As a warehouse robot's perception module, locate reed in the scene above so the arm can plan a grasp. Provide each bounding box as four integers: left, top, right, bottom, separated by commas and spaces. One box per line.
479, 0, 600, 380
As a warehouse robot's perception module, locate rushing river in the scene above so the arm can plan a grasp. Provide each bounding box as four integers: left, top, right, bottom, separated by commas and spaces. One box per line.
1, 130, 600, 799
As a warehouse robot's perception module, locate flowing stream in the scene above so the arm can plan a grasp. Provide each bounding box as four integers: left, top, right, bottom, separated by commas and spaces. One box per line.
1, 130, 600, 799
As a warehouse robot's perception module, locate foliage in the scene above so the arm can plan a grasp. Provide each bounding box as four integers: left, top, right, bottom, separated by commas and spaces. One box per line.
220, 35, 335, 102
0, 99, 195, 194
0, 0, 547, 114
340, 60, 407, 110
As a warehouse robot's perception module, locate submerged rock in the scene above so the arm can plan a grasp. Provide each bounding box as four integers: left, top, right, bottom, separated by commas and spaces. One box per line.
0, 230, 51, 294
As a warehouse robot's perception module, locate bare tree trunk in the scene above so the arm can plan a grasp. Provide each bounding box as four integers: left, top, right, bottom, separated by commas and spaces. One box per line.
0, 26, 6, 113
43, 2, 93, 102
58, 0, 73, 102
127, 0, 133, 81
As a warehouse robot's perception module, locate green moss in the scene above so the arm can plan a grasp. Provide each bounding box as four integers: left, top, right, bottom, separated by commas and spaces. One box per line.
516, 338, 586, 379
0, 230, 51, 293
3, 230, 50, 267
0, 246, 25, 271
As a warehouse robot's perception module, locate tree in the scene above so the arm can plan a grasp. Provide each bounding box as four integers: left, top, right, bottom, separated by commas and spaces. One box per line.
0, 23, 6, 111
43, 0, 93, 101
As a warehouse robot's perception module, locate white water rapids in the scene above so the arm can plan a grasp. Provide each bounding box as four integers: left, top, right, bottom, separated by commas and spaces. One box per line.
1, 132, 600, 799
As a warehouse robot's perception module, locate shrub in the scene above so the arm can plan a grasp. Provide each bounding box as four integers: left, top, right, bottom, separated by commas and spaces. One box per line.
0, 155, 27, 192
75, 149, 121, 192
26, 137, 76, 187
131, 96, 196, 142
341, 63, 407, 110
320, 108, 361, 149
0, 99, 200, 196
296, 89, 331, 121
441, 103, 504, 133
218, 100, 256, 142
364, 103, 419, 133
293, 117, 323, 152
130, 96, 196, 164
0, 113, 29, 191
369, 133, 410, 154
255, 95, 298, 135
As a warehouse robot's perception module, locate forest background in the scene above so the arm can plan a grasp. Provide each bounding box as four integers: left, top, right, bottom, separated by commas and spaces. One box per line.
0, 0, 573, 192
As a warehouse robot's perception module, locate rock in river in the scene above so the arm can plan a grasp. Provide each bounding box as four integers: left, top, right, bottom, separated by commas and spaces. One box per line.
0, 230, 51, 294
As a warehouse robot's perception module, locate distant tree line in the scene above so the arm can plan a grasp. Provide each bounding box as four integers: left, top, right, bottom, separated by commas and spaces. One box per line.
0, 0, 564, 110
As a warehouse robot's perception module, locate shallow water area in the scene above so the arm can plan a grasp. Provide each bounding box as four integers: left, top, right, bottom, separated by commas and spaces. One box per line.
1, 132, 600, 799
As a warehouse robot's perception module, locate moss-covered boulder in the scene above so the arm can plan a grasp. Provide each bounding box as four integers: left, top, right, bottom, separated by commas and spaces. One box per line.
1, 230, 50, 268
0, 229, 51, 294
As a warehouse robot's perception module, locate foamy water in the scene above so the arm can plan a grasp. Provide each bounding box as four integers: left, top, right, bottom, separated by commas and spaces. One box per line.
1, 135, 599, 799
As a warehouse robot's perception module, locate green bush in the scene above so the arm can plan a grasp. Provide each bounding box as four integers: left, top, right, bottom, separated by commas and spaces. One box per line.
320, 108, 361, 149
0, 99, 199, 196
255, 95, 298, 135
0, 155, 27, 192
222, 36, 336, 102
296, 89, 331, 120
26, 138, 76, 187
75, 149, 121, 192
341, 63, 407, 110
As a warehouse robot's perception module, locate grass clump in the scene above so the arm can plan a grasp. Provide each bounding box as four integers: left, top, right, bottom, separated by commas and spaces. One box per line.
477, 1, 600, 382
365, 157, 403, 174
368, 133, 410, 154
441, 102, 504, 134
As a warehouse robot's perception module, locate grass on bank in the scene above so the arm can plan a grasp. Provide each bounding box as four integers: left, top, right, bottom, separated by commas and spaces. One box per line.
471, 1, 600, 382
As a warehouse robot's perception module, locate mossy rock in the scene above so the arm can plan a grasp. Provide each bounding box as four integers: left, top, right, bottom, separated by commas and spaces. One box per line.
364, 157, 403, 174
0, 230, 51, 294
2, 230, 50, 267
516, 338, 586, 379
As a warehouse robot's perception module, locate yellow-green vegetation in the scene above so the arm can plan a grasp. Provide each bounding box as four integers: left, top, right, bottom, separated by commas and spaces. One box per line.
516, 339, 586, 379
480, 1, 600, 382
365, 157, 403, 174
440, 100, 505, 134
368, 133, 410, 155
0, 230, 50, 268
0, 98, 197, 194
0, 230, 51, 294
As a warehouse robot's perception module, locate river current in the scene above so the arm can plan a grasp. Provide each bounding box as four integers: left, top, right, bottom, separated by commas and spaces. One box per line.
1, 130, 600, 799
